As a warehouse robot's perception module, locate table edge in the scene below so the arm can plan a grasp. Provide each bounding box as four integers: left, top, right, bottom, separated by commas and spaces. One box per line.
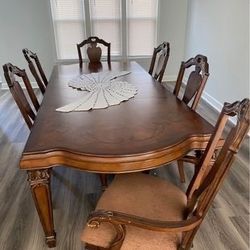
20, 135, 223, 173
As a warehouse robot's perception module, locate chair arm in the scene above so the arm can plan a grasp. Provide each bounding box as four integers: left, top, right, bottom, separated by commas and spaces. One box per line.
87, 210, 202, 233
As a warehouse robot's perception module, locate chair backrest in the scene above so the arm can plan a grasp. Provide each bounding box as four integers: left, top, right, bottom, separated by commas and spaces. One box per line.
148, 42, 170, 83
173, 54, 209, 110
182, 98, 250, 248
77, 36, 111, 67
22, 48, 48, 94
3, 63, 39, 129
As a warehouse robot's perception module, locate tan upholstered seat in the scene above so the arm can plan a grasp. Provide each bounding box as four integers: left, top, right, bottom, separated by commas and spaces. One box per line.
82, 173, 187, 249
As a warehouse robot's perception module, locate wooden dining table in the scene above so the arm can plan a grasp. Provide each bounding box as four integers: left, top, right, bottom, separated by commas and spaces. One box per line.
20, 61, 217, 247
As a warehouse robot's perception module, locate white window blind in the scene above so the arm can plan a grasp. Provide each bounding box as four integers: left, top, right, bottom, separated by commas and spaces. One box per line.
89, 0, 121, 56
51, 0, 86, 59
127, 0, 158, 56
50, 0, 158, 60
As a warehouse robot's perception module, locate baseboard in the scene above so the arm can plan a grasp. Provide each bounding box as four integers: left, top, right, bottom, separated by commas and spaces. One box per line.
162, 74, 177, 82
201, 91, 224, 113
0, 81, 39, 90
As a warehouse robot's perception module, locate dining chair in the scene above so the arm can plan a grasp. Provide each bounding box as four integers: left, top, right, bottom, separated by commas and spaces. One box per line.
148, 42, 170, 83
174, 54, 209, 110
77, 36, 111, 188
173, 54, 210, 182
77, 36, 111, 67
81, 98, 250, 250
3, 62, 107, 189
3, 63, 39, 129
22, 48, 48, 94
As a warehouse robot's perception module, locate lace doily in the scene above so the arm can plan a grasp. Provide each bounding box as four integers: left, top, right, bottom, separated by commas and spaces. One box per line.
56, 71, 137, 112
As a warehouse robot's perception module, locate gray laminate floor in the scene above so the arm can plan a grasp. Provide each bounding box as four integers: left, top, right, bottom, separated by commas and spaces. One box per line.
0, 88, 249, 250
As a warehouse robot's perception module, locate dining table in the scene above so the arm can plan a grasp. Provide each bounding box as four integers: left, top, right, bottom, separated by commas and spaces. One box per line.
20, 61, 219, 248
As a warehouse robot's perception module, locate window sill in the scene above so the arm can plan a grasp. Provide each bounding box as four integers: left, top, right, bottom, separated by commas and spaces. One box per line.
56, 55, 152, 64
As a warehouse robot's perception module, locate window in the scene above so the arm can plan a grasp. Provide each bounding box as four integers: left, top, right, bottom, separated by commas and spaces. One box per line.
127, 0, 158, 56
89, 0, 121, 56
50, 0, 158, 60
50, 0, 86, 59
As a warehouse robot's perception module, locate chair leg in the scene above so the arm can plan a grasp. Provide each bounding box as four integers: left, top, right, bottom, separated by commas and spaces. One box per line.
177, 160, 186, 183
85, 243, 103, 250
99, 174, 108, 190
194, 150, 203, 175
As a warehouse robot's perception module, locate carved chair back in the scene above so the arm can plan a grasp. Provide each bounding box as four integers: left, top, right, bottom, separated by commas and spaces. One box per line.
3, 63, 39, 129
22, 48, 48, 94
77, 36, 111, 67
174, 54, 209, 110
181, 98, 250, 247
148, 42, 170, 83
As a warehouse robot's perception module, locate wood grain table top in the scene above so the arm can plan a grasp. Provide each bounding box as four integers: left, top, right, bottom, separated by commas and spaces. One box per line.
20, 61, 215, 173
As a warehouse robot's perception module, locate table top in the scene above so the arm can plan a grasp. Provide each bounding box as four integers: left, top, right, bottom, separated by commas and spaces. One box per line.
20, 61, 215, 173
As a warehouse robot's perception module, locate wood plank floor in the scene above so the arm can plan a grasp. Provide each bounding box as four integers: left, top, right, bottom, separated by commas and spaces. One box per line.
0, 88, 249, 250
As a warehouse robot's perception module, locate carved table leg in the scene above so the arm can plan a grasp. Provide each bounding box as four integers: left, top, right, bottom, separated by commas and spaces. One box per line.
27, 169, 56, 248
177, 159, 186, 183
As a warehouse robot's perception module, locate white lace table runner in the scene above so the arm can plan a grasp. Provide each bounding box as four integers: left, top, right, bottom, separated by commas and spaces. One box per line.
56, 71, 137, 112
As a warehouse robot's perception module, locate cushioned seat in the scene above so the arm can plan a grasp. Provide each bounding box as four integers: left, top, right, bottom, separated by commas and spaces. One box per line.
82, 173, 187, 249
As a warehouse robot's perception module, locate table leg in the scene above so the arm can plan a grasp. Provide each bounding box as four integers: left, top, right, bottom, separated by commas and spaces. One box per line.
27, 169, 56, 248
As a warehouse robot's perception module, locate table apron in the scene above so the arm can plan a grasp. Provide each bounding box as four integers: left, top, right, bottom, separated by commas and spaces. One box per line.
20, 136, 221, 173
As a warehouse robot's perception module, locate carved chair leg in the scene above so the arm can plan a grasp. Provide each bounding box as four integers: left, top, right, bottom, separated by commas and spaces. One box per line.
85, 243, 115, 250
180, 228, 198, 250
27, 169, 56, 248
177, 160, 186, 183
85, 243, 104, 250
99, 174, 108, 190
178, 244, 193, 250
194, 150, 203, 175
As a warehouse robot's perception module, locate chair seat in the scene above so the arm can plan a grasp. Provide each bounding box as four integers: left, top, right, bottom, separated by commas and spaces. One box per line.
82, 173, 187, 250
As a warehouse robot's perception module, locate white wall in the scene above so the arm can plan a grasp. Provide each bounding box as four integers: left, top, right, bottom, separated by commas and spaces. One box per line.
112, 0, 189, 77
0, 0, 56, 83
185, 0, 249, 110
158, 0, 188, 80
